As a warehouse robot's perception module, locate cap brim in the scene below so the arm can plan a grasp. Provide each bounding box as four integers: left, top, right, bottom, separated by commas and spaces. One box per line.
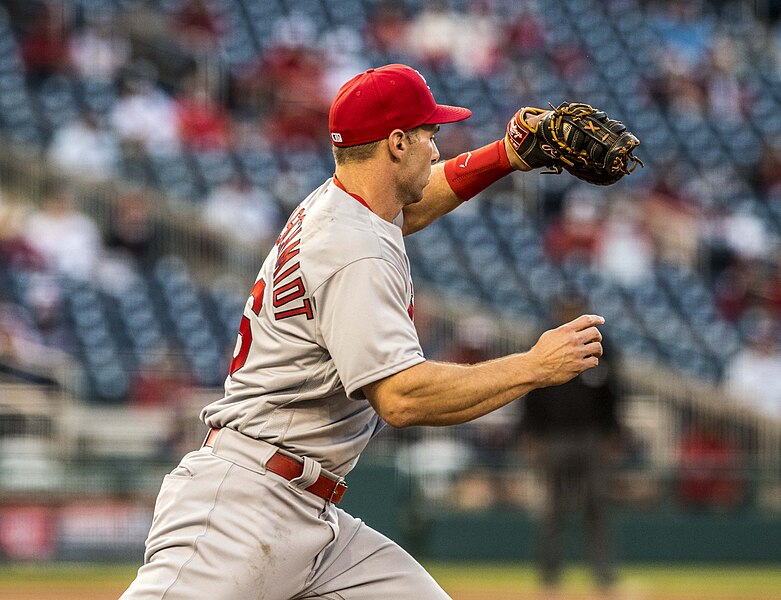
424, 104, 472, 125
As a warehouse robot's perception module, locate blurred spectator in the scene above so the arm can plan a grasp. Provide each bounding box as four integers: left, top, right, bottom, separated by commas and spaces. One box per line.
651, 1, 714, 67
174, 75, 230, 151
506, 6, 546, 59
110, 64, 180, 153
713, 258, 756, 322
676, 423, 744, 510
68, 20, 131, 83
22, 272, 72, 352
596, 197, 655, 287
18, 1, 71, 85
226, 62, 266, 118
129, 343, 193, 408
0, 302, 59, 386
365, 1, 410, 57
201, 174, 281, 248
47, 112, 120, 180
650, 55, 707, 117
229, 21, 330, 148
321, 27, 370, 100
519, 294, 623, 594
704, 208, 778, 324
23, 191, 103, 281
704, 35, 752, 117
445, 314, 499, 365
724, 314, 781, 420
450, 1, 503, 77
171, 0, 221, 52
754, 144, 781, 198
105, 190, 159, 267
719, 208, 772, 264
711, 252, 781, 329
97, 190, 161, 293
407, 1, 506, 77
262, 45, 330, 147
0, 199, 44, 270
405, 1, 460, 72
543, 187, 604, 265
761, 261, 781, 317
642, 177, 701, 267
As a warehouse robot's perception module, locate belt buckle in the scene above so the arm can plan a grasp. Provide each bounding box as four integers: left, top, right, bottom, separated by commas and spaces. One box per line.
329, 478, 348, 504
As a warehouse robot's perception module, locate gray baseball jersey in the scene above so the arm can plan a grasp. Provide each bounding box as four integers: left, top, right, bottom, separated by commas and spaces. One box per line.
201, 177, 425, 476
122, 178, 450, 599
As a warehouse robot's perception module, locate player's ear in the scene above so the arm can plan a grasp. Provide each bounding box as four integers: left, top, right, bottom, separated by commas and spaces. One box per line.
387, 129, 406, 161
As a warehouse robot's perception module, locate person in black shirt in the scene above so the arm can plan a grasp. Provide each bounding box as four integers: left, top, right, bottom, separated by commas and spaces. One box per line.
520, 293, 624, 594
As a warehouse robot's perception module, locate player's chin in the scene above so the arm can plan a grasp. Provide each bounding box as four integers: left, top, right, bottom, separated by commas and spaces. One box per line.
401, 183, 426, 206
407, 188, 426, 205
417, 173, 433, 197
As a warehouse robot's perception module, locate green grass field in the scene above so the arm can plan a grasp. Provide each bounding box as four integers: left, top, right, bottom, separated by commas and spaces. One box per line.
2, 562, 780, 599
427, 563, 781, 599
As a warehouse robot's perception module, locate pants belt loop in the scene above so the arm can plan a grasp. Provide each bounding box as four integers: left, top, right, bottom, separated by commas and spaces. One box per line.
288, 456, 321, 494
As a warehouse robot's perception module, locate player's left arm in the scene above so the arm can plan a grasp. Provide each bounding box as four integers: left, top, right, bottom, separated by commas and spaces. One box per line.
402, 103, 642, 235
401, 125, 537, 237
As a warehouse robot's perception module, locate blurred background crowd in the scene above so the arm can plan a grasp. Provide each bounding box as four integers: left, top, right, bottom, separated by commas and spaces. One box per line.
2, 0, 781, 401
0, 0, 780, 580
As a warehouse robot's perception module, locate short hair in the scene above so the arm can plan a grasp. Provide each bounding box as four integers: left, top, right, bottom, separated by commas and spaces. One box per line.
332, 139, 383, 165
332, 127, 427, 165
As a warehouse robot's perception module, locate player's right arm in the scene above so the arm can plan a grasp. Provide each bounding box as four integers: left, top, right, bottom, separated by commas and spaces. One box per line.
363, 314, 604, 428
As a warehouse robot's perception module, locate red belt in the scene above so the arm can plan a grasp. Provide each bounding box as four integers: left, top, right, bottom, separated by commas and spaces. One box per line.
203, 428, 348, 505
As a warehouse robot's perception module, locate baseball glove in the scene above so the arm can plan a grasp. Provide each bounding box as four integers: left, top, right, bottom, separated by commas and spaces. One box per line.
506, 102, 643, 186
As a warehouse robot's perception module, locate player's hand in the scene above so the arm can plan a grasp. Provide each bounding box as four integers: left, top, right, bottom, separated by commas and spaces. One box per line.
526, 314, 605, 388
504, 108, 554, 172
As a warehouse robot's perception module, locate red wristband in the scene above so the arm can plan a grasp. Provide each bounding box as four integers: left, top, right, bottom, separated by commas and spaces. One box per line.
443, 139, 514, 201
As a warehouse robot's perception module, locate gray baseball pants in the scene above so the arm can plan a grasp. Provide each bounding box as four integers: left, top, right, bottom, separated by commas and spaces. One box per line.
120, 427, 450, 599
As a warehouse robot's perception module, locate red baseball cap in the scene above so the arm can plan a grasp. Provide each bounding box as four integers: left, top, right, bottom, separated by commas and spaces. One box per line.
328, 64, 472, 147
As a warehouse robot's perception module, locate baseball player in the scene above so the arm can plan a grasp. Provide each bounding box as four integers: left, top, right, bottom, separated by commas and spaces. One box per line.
121, 64, 605, 599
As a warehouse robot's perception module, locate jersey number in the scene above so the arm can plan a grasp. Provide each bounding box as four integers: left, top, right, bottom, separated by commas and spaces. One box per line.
229, 278, 266, 376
